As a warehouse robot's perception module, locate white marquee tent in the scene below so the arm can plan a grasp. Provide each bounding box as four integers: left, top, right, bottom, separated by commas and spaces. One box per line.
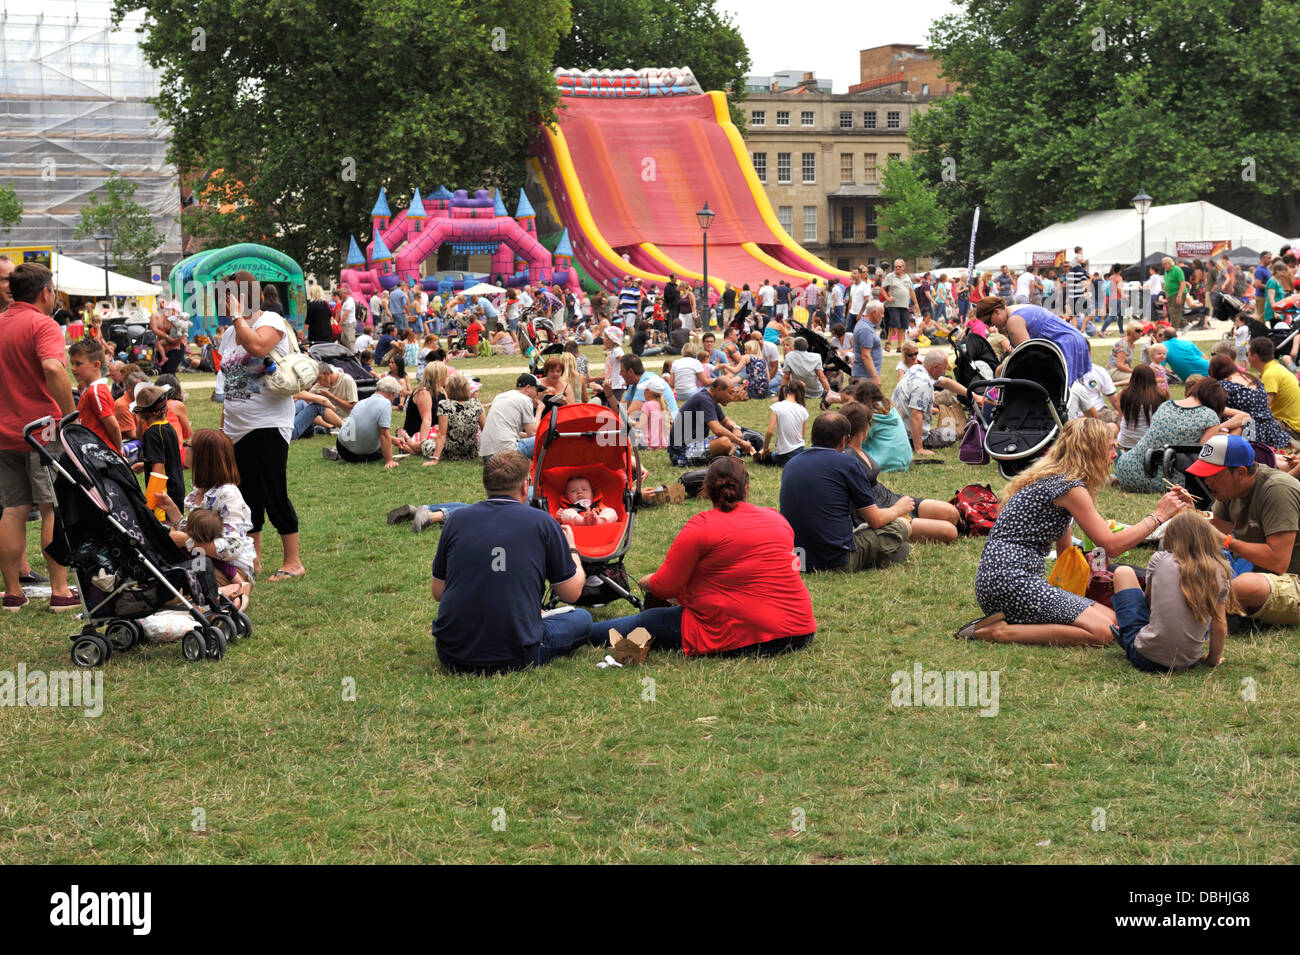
975, 201, 1290, 272
50, 252, 162, 298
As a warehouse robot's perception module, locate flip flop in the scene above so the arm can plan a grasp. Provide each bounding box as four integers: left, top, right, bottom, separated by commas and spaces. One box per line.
953, 612, 1004, 641
267, 569, 305, 583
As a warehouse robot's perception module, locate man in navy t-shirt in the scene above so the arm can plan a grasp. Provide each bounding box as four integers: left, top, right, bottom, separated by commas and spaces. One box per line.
779, 412, 914, 572
431, 450, 594, 672
667, 377, 754, 467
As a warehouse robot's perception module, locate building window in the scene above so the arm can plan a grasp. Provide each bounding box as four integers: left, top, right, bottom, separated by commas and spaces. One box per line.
863, 153, 877, 183
777, 152, 791, 184
778, 205, 793, 234
803, 206, 818, 243
838, 110, 852, 129
801, 152, 816, 184
840, 206, 855, 240
752, 152, 767, 183
889, 152, 901, 162
863, 111, 877, 129
776, 110, 790, 127
921, 84, 929, 96
837, 257, 851, 271
839, 153, 854, 183
886, 110, 901, 129
800, 110, 815, 127
865, 204, 878, 241
751, 110, 766, 126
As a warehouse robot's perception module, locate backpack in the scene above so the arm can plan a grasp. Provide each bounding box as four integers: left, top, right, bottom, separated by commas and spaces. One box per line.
949, 484, 999, 536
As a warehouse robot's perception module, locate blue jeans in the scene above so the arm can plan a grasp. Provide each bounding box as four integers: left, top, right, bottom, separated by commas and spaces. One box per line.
292, 399, 322, 440
517, 436, 536, 457
528, 608, 597, 666
1099, 312, 1124, 335
1111, 587, 1198, 673
589, 606, 685, 650
424, 502, 469, 517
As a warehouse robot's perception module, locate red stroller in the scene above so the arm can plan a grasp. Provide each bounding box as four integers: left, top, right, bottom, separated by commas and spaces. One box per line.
529, 401, 643, 609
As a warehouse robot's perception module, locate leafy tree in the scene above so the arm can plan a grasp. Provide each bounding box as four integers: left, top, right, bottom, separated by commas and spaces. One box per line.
115, 0, 570, 277
0, 182, 21, 235
877, 159, 952, 265
73, 176, 165, 274
557, 0, 751, 125
912, 0, 1300, 263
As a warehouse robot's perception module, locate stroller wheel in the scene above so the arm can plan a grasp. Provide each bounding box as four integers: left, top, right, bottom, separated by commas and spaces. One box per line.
182, 629, 207, 662
70, 634, 111, 668
234, 610, 253, 640
105, 619, 140, 652
210, 612, 238, 644
203, 626, 227, 660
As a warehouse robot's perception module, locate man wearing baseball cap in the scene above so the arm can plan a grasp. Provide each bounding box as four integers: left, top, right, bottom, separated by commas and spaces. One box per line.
479, 373, 541, 460
1192, 433, 1300, 624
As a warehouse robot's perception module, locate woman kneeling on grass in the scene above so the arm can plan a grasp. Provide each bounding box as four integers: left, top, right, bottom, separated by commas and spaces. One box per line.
959, 417, 1191, 645
588, 456, 816, 657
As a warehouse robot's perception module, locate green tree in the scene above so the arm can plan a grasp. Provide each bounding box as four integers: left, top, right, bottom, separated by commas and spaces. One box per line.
73, 176, 165, 273
877, 158, 952, 266
557, 0, 751, 125
115, 0, 570, 277
0, 182, 21, 235
912, 0, 1300, 263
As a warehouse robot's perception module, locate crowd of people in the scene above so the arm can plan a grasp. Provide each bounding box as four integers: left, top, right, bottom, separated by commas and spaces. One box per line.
6, 242, 1300, 681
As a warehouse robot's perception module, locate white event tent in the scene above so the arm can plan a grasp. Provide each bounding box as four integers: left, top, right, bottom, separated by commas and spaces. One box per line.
49, 252, 162, 299
975, 201, 1290, 272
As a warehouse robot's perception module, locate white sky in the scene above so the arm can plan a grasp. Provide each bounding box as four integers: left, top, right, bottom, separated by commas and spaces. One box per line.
722, 0, 963, 92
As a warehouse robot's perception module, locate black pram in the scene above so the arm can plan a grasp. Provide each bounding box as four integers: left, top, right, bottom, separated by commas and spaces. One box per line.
968, 338, 1069, 479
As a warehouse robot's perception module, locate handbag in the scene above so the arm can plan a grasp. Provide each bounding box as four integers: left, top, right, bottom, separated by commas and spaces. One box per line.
262, 318, 318, 396
958, 415, 988, 465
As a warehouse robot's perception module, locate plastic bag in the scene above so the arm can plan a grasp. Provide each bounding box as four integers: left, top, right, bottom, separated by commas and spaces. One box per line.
1046, 544, 1090, 596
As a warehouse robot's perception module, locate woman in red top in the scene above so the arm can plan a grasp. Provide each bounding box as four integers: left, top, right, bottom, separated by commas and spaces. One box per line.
588, 457, 816, 656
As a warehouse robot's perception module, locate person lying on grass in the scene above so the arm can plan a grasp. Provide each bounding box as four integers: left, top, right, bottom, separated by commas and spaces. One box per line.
959, 417, 1191, 645
589, 456, 816, 657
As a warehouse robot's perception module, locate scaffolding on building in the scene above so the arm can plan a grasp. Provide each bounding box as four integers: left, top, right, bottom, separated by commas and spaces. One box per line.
0, 0, 180, 272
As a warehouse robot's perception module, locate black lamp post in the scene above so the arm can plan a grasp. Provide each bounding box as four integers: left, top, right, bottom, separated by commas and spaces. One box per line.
1131, 188, 1153, 318
697, 202, 715, 327
94, 231, 115, 308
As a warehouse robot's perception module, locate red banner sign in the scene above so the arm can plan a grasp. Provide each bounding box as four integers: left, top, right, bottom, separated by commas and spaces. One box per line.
1175, 240, 1231, 258
1032, 250, 1066, 268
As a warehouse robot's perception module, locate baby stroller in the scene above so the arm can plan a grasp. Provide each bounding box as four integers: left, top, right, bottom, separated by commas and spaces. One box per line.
24, 414, 251, 667
789, 320, 851, 376
967, 338, 1069, 479
308, 341, 377, 400
521, 317, 565, 376
950, 329, 999, 398
1144, 440, 1277, 511
529, 401, 643, 610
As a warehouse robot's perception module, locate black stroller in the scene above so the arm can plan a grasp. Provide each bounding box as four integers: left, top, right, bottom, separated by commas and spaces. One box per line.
308, 341, 377, 400
1144, 440, 1278, 511
24, 415, 251, 667
950, 329, 999, 397
790, 320, 852, 376
968, 338, 1069, 479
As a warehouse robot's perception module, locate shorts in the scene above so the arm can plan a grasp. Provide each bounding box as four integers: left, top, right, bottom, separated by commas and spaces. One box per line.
669, 440, 713, 468
0, 449, 55, 508
885, 307, 910, 331
872, 483, 924, 517
1248, 572, 1300, 625
845, 517, 911, 571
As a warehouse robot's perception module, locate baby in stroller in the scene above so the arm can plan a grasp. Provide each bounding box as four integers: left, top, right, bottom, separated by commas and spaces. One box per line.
556, 475, 618, 526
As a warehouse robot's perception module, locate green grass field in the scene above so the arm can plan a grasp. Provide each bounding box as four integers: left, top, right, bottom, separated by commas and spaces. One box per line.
2, 341, 1297, 863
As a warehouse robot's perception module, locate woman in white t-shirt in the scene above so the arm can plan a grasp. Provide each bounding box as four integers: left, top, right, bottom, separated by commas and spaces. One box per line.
669, 343, 710, 404
218, 271, 305, 582
758, 380, 809, 466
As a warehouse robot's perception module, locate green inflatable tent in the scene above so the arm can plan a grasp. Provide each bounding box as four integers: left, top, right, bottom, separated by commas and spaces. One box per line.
168, 243, 306, 337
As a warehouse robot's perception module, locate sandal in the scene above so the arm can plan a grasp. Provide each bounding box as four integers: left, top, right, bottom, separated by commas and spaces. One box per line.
267, 568, 306, 583
953, 612, 1004, 641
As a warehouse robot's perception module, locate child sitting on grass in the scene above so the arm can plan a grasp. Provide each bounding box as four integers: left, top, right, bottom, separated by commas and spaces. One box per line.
1110, 510, 1233, 672
556, 475, 617, 526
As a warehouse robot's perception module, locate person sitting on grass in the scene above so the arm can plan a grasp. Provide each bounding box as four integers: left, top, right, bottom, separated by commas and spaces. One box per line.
961, 418, 1190, 645
291, 362, 358, 440
322, 376, 400, 467
68, 338, 122, 453
431, 450, 593, 673
587, 456, 816, 657
667, 376, 756, 467
840, 401, 959, 543
779, 411, 913, 572
842, 379, 913, 474
421, 372, 484, 467
556, 476, 617, 526
757, 381, 808, 467
394, 361, 447, 456
1110, 510, 1234, 673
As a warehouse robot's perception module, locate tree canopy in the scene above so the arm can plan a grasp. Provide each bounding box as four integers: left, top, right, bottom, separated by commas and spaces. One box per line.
116, 0, 570, 277
72, 176, 165, 273
0, 182, 21, 235
877, 159, 952, 266
911, 0, 1300, 263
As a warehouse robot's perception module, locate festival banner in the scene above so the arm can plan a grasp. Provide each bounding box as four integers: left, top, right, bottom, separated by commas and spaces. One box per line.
0, 245, 53, 269
967, 206, 980, 274
1032, 250, 1066, 268
1175, 240, 1231, 259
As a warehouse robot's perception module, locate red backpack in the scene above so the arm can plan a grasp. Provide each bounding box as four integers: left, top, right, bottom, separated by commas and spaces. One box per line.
949, 484, 999, 536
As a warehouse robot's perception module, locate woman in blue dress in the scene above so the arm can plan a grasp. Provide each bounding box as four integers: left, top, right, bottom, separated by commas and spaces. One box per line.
975, 296, 1093, 384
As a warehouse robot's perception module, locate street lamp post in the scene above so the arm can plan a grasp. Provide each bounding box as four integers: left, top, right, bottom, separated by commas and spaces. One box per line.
94, 231, 115, 311
697, 202, 715, 328
1131, 188, 1152, 319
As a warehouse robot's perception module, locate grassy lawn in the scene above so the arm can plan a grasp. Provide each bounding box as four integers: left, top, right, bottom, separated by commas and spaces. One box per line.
2, 339, 1297, 864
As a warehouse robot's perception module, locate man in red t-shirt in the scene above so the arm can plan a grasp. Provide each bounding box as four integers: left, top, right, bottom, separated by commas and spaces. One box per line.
0, 264, 77, 612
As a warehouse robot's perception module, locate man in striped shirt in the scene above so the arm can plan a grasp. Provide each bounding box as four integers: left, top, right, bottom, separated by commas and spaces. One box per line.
618, 277, 642, 324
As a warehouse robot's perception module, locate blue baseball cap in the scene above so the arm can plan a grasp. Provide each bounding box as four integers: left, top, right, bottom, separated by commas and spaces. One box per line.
1187, 434, 1255, 476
